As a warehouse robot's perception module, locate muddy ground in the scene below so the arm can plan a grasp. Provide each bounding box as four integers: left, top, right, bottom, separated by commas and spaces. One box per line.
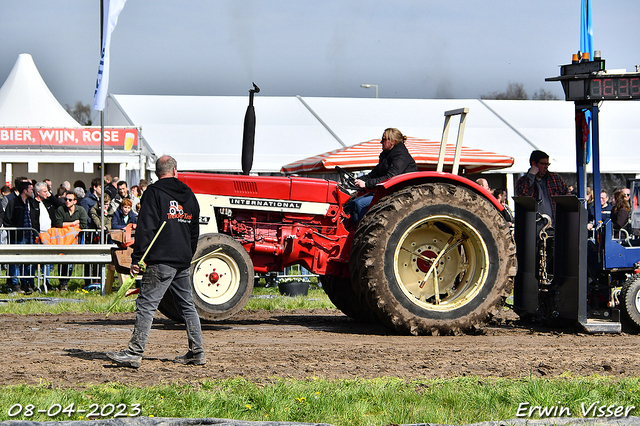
1, 308, 639, 387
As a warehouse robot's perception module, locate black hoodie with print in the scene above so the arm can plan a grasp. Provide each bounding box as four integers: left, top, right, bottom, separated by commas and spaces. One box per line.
131, 177, 200, 268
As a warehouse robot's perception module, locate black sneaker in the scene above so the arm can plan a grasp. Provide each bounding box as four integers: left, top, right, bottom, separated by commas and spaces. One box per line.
106, 350, 142, 368
10, 285, 24, 295
174, 351, 206, 365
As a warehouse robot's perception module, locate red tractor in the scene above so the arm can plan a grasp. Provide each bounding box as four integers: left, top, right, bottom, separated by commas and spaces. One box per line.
156, 109, 517, 336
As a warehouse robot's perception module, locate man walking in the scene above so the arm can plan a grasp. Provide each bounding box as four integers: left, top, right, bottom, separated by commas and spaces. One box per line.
106, 155, 203, 368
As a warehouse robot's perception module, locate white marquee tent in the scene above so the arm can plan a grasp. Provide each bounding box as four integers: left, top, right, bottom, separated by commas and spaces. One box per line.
0, 54, 148, 187
0, 54, 80, 127
107, 94, 640, 181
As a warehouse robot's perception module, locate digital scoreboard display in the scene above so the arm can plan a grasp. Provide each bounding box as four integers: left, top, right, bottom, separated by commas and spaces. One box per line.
546, 59, 640, 102
588, 76, 640, 100
559, 74, 640, 101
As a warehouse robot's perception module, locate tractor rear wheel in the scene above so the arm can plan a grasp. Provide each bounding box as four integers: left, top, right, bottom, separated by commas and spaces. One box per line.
350, 183, 516, 335
621, 273, 640, 330
320, 275, 378, 323
158, 233, 254, 322
158, 291, 184, 322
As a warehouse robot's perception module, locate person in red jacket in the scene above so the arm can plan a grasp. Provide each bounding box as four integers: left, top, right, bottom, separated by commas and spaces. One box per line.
106, 155, 203, 368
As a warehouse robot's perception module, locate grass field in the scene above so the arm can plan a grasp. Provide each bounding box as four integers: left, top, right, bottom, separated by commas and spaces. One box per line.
0, 283, 334, 315
1, 377, 639, 424
1, 282, 639, 424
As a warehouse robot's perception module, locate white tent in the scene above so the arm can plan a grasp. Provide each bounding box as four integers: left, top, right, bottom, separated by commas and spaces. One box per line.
481, 100, 640, 174
108, 94, 347, 173
0, 53, 79, 127
108, 94, 640, 177
0, 54, 147, 187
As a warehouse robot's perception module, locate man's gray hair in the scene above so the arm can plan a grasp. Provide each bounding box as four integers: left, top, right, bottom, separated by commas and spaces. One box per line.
34, 182, 48, 193
74, 187, 85, 199
156, 155, 177, 178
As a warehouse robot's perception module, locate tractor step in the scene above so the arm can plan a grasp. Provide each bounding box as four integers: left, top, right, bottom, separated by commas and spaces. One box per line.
580, 318, 622, 334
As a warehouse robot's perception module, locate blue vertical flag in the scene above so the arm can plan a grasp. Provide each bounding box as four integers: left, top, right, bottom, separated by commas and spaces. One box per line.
580, 0, 593, 163
580, 0, 593, 59
93, 0, 128, 111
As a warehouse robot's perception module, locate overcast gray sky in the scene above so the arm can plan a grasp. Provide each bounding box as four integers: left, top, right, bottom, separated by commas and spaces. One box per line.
1, 0, 639, 119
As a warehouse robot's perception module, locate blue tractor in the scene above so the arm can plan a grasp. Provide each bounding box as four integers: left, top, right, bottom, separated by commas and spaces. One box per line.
514, 53, 640, 333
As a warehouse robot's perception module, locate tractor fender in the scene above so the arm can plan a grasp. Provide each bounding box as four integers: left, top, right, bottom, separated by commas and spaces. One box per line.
370, 171, 505, 214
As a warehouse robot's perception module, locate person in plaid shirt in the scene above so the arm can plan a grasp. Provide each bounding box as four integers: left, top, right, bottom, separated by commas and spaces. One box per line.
515, 150, 569, 225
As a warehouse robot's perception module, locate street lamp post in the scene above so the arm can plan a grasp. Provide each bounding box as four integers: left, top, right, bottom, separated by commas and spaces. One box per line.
360, 84, 378, 98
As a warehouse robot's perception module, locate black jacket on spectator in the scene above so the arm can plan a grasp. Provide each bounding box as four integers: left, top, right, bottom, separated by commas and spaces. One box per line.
105, 184, 118, 200
80, 191, 99, 213
0, 191, 18, 219
41, 197, 58, 224
48, 194, 65, 209
2, 195, 40, 242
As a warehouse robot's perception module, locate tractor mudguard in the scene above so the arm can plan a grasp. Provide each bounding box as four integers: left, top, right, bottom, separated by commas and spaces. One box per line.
369, 171, 504, 212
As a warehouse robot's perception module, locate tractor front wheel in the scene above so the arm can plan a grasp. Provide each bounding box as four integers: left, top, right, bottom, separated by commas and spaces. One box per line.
158, 233, 254, 322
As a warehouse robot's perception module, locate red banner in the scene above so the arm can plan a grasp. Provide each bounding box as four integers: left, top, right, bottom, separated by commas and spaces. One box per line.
0, 127, 139, 150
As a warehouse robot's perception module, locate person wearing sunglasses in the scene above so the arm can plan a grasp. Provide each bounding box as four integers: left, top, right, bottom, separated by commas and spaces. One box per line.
516, 150, 569, 225
350, 128, 417, 224
55, 191, 88, 229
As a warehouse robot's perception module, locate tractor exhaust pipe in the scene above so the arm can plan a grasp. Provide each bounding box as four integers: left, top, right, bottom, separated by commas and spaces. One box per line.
241, 82, 260, 175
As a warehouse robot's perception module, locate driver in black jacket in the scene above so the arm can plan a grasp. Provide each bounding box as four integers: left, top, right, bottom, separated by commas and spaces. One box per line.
106, 155, 204, 368
351, 128, 417, 223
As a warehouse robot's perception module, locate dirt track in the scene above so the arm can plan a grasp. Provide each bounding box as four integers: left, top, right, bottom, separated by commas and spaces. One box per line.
1, 308, 639, 387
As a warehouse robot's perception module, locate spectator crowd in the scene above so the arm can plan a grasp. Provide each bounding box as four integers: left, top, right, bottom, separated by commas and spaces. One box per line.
0, 174, 146, 294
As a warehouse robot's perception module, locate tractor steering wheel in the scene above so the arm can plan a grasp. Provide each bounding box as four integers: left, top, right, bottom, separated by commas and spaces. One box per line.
335, 166, 359, 192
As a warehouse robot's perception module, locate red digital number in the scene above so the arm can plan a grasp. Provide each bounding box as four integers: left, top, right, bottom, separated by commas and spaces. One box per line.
618, 78, 629, 97
590, 79, 602, 97
632, 78, 640, 97
603, 79, 615, 97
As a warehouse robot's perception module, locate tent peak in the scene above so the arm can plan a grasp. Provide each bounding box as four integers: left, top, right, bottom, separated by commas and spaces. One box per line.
0, 54, 80, 127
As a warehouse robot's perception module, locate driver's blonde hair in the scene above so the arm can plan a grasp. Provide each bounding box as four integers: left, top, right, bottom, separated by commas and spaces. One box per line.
382, 128, 407, 147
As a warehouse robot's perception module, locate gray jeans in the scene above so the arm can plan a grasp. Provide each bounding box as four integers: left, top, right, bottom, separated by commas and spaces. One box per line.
128, 264, 203, 356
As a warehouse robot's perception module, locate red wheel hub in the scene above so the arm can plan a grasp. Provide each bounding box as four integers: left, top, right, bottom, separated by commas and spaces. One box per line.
416, 251, 437, 273
209, 271, 220, 284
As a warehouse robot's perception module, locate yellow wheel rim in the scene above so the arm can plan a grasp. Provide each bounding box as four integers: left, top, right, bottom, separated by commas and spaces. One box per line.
394, 215, 489, 311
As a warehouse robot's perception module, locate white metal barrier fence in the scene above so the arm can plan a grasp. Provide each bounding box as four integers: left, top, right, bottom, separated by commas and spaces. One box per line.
0, 227, 114, 294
